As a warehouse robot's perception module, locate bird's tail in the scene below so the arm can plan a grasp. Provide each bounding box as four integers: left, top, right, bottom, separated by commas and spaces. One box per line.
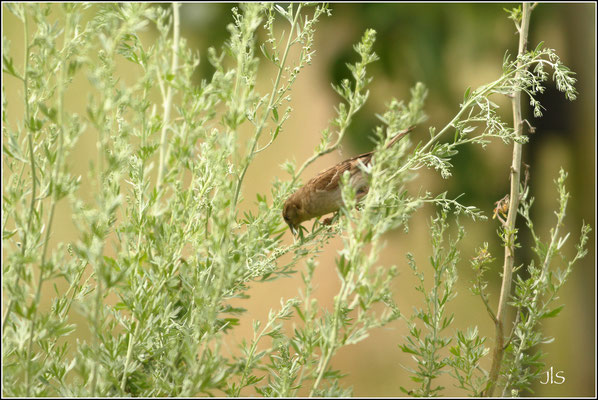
385, 125, 415, 149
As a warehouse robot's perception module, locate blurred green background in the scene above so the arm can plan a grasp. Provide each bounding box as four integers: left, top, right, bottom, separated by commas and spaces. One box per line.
3, 2, 595, 397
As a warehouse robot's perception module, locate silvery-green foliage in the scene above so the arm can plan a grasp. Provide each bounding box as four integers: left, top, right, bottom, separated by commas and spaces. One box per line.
2, 3, 589, 398
2, 3, 333, 396
396, 6, 588, 397
498, 170, 590, 396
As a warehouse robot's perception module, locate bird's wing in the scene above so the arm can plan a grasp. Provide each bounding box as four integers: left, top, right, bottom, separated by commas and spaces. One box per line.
306, 126, 413, 192
309, 152, 372, 191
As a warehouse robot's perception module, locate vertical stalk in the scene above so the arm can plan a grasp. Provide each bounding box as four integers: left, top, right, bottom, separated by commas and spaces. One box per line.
120, 320, 141, 392
2, 5, 36, 333
484, 3, 534, 396
231, 4, 302, 210
309, 270, 353, 396
90, 278, 101, 396
24, 7, 72, 396
156, 2, 180, 191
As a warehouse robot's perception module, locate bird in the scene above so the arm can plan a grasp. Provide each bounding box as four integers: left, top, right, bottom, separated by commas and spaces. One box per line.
282, 126, 414, 235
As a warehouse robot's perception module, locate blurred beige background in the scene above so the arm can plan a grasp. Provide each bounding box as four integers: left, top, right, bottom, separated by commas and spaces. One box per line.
3, 3, 595, 397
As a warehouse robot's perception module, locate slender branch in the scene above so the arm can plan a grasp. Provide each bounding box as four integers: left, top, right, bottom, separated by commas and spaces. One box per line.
90, 278, 102, 396
121, 320, 141, 392
389, 51, 551, 185
231, 4, 303, 210
484, 3, 534, 396
294, 77, 362, 182
156, 2, 180, 191
310, 277, 350, 396
294, 109, 352, 182
2, 7, 36, 333
24, 8, 72, 395
501, 176, 568, 394
478, 279, 498, 325
234, 316, 280, 396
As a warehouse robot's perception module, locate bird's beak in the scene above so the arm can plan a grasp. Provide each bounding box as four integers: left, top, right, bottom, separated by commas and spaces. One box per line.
288, 223, 297, 236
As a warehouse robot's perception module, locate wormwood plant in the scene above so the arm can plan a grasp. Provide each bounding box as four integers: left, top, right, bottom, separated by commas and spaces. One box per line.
397, 4, 590, 397
1, 2, 589, 397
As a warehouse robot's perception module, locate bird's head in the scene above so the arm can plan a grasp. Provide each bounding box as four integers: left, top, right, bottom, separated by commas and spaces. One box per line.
282, 198, 303, 235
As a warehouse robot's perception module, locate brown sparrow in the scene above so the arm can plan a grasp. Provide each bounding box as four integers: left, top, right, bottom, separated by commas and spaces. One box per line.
282, 126, 414, 234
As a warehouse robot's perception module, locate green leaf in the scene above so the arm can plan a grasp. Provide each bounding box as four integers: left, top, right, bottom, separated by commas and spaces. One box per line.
463, 86, 471, 102
399, 344, 419, 355
5, 3, 24, 21
2, 229, 18, 240
67, 60, 82, 78
336, 255, 349, 278
27, 116, 43, 132
53, 323, 76, 337
260, 43, 271, 62
2, 55, 22, 80
534, 41, 545, 55
39, 103, 58, 123
272, 125, 281, 141
541, 304, 565, 319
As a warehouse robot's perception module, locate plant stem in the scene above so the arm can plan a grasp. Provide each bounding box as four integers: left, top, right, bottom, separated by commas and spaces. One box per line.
121, 320, 141, 392
231, 3, 302, 210
156, 2, 180, 191
24, 7, 72, 395
90, 278, 102, 396
310, 270, 353, 396
309, 306, 340, 396
235, 317, 278, 396
294, 68, 363, 182
501, 175, 567, 395
484, 3, 533, 396
2, 6, 36, 334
